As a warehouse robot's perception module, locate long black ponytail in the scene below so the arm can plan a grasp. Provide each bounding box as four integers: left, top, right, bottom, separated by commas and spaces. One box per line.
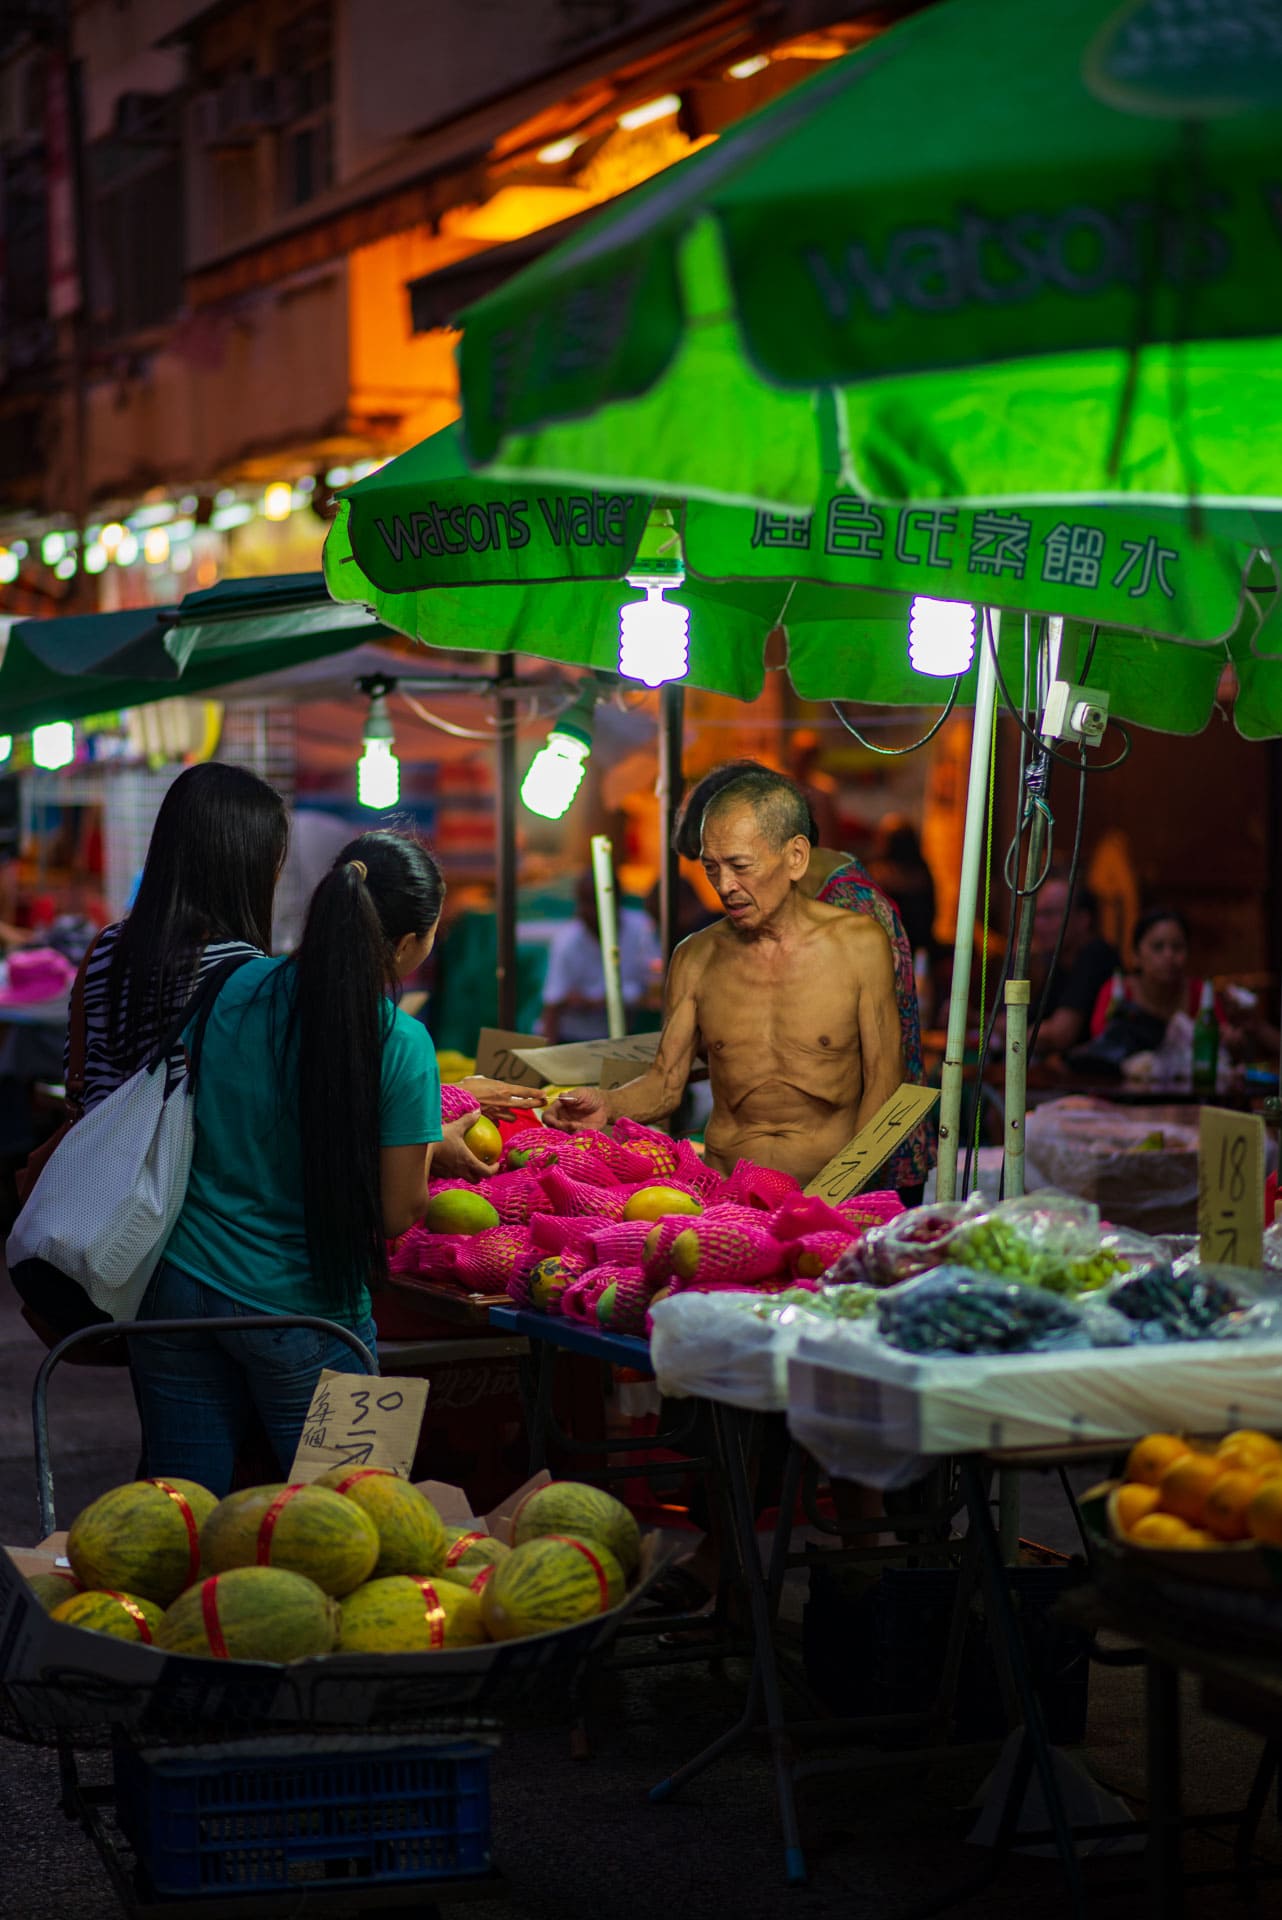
291, 830, 445, 1313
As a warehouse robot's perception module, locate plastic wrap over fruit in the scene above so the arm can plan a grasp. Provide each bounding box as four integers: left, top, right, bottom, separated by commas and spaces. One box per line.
876, 1267, 1126, 1356
948, 1191, 1137, 1295
1095, 1263, 1282, 1343
860, 1195, 988, 1286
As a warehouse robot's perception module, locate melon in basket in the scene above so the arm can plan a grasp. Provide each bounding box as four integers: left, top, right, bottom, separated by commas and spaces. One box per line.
67, 1478, 217, 1606
511, 1481, 641, 1575
481, 1536, 624, 1641
201, 1483, 379, 1596
52, 1589, 165, 1643
313, 1468, 447, 1579
337, 1574, 487, 1652
442, 1528, 511, 1578
25, 1569, 81, 1611
157, 1566, 340, 1661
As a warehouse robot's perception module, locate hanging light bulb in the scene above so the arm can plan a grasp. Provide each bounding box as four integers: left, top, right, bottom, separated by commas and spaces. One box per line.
99, 522, 125, 554
143, 526, 170, 566
263, 482, 294, 522
521, 685, 596, 821
357, 689, 400, 809
0, 736, 11, 763
618, 574, 690, 688
114, 529, 140, 566
908, 596, 975, 676
32, 722, 75, 770
0, 548, 19, 584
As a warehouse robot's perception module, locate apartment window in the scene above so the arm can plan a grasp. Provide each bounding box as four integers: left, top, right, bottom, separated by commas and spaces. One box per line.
88, 105, 185, 342
276, 4, 333, 211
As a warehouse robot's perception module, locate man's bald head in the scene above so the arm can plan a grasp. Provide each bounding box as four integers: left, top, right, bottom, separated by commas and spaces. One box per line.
700, 769, 812, 852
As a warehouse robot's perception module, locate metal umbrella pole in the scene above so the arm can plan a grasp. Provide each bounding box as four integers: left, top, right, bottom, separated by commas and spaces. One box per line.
658, 681, 685, 968
494, 654, 519, 1030
936, 611, 1000, 1202
591, 833, 627, 1041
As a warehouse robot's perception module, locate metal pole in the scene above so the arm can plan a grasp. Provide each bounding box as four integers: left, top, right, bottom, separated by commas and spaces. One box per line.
936, 611, 1000, 1201
1003, 980, 1030, 1200
494, 654, 518, 1030
658, 682, 685, 966
591, 832, 626, 1039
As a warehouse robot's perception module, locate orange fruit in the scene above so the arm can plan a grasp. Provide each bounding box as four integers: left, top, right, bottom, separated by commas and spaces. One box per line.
1215, 1430, 1282, 1474
1125, 1433, 1191, 1487
1202, 1470, 1263, 1542
1156, 1451, 1224, 1526
1130, 1513, 1199, 1548
1113, 1484, 1162, 1535
1246, 1479, 1282, 1546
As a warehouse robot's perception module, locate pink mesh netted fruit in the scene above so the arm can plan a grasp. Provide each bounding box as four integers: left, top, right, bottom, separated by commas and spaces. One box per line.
478, 1170, 546, 1224
722, 1160, 803, 1210
670, 1139, 729, 1203
511, 1250, 588, 1311
790, 1230, 860, 1278
838, 1190, 906, 1229
559, 1267, 618, 1322
594, 1268, 657, 1335
389, 1227, 462, 1280
612, 1117, 680, 1178
587, 1220, 656, 1267
641, 1216, 692, 1283
439, 1084, 483, 1123
452, 1225, 535, 1290
767, 1194, 855, 1242
665, 1206, 787, 1287
537, 1166, 632, 1220
529, 1213, 600, 1257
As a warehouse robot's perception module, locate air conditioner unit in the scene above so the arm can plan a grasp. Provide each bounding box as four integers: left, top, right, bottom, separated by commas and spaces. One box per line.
192, 73, 299, 147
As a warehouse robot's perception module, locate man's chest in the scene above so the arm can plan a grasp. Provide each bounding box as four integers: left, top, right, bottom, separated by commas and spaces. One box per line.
695, 947, 859, 1055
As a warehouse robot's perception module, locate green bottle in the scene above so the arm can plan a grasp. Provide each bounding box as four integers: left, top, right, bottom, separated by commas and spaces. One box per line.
1191, 979, 1219, 1093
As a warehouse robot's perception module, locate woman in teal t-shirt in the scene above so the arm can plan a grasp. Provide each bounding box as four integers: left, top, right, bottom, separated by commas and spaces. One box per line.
130, 832, 446, 1494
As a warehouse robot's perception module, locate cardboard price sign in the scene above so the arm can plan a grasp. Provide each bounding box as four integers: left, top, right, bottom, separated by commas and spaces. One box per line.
804, 1084, 940, 1203
289, 1371, 429, 1482
473, 1029, 546, 1086
1198, 1107, 1266, 1270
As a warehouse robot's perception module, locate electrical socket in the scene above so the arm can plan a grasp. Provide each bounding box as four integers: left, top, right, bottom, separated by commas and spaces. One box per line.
1041, 680, 1109, 746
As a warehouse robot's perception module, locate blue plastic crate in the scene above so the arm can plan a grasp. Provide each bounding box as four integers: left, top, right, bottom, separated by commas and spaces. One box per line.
113, 1738, 492, 1897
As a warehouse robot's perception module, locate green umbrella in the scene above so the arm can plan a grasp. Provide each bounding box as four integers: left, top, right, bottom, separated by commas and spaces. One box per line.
324, 424, 1276, 734
0, 575, 384, 733
456, 0, 1282, 517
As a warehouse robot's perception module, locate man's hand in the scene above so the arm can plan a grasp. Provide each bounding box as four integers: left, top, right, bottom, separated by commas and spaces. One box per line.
458, 1076, 546, 1117
542, 1087, 613, 1133
433, 1114, 498, 1179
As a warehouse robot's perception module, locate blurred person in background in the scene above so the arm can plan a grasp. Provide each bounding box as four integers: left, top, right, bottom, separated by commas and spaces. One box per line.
1028, 874, 1120, 1057
867, 816, 937, 960
541, 868, 662, 1045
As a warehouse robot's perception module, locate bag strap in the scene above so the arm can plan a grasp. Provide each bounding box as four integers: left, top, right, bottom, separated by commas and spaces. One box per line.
147, 951, 257, 1085
63, 931, 106, 1121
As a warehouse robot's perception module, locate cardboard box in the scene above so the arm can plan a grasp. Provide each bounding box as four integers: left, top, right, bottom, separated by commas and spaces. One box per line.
508, 1031, 661, 1088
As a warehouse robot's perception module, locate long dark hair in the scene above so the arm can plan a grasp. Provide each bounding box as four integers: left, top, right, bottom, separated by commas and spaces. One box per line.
292, 831, 445, 1311
110, 762, 288, 1064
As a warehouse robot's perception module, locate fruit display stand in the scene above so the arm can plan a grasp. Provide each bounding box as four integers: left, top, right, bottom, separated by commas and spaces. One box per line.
0, 1320, 659, 1918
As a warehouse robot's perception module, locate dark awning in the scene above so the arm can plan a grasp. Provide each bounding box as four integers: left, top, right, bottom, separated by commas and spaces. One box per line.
408, 209, 597, 333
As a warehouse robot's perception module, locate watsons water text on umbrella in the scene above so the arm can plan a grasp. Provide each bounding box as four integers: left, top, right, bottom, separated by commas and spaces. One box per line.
374, 491, 639, 563
802, 195, 1236, 323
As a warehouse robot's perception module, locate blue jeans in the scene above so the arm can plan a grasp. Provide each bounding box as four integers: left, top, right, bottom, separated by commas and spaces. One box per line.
129, 1260, 378, 1498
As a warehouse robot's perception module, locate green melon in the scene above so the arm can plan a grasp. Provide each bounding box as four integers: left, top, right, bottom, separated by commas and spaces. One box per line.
26, 1570, 81, 1611
510, 1481, 641, 1576
314, 1468, 447, 1578
67, 1478, 217, 1606
52, 1589, 164, 1643
157, 1566, 339, 1661
201, 1484, 379, 1596
337, 1574, 487, 1652
442, 1528, 511, 1577
481, 1535, 624, 1641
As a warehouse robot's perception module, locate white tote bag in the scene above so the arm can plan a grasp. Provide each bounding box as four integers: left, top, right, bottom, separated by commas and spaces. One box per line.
6, 957, 250, 1323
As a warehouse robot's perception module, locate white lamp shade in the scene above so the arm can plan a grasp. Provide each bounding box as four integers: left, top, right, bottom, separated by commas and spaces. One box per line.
908, 596, 976, 676
32, 722, 75, 771
358, 738, 400, 809
520, 730, 590, 820
618, 584, 690, 688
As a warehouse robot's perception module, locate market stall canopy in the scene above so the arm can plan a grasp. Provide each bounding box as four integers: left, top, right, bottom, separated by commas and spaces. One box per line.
323, 426, 1282, 738
453, 0, 1282, 518
0, 574, 386, 733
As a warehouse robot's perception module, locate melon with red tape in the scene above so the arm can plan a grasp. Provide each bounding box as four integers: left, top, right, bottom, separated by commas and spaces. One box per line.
66, 1478, 217, 1606
52, 1588, 164, 1643
511, 1479, 641, 1575
336, 1573, 486, 1651
200, 1483, 379, 1596
314, 1467, 446, 1578
156, 1565, 339, 1660
481, 1535, 624, 1640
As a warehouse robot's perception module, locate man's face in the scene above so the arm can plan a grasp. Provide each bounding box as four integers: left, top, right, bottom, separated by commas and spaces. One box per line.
700, 803, 807, 934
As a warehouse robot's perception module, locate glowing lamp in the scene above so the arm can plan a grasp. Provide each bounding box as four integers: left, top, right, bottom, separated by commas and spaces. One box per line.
908, 596, 975, 676
83, 543, 107, 574
0, 736, 11, 763
618, 578, 690, 687
41, 532, 66, 567
100, 523, 125, 553
358, 690, 399, 810
144, 527, 170, 565
618, 93, 680, 131
32, 722, 75, 770
520, 686, 595, 821
264, 482, 294, 522
114, 530, 140, 566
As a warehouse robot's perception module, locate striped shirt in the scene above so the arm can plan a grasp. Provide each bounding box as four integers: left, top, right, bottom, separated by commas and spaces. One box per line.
71, 922, 264, 1114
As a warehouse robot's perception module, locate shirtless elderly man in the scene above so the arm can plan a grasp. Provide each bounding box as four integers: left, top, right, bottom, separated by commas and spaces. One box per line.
545, 769, 903, 1183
